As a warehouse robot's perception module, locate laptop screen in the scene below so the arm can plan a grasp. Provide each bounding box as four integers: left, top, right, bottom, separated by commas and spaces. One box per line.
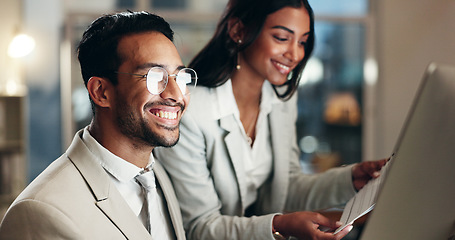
360, 63, 455, 240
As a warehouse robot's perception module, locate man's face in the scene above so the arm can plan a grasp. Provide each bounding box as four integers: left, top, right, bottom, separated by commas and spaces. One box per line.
113, 32, 189, 148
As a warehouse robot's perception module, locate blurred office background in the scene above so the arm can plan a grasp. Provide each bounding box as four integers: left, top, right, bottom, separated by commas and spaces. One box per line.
1, 0, 454, 238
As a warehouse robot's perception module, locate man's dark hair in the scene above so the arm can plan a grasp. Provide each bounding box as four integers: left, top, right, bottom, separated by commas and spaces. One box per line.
77, 11, 174, 87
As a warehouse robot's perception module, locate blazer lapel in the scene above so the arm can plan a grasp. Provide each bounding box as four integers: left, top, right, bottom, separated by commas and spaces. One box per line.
154, 162, 186, 240
96, 192, 152, 239
220, 115, 248, 212
66, 131, 152, 239
267, 106, 291, 211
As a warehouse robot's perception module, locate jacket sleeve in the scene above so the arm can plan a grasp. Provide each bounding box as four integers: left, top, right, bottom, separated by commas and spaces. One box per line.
283, 94, 357, 212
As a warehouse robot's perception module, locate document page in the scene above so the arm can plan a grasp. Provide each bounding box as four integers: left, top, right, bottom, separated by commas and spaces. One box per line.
334, 158, 392, 234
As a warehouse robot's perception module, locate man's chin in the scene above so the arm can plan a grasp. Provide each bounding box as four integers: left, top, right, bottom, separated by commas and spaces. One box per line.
155, 132, 180, 148
160, 138, 179, 148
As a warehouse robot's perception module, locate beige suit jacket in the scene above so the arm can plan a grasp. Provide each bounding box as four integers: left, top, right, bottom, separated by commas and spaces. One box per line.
154, 83, 357, 240
0, 130, 185, 240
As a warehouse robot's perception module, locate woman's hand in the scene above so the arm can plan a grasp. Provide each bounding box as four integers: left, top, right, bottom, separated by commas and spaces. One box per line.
272, 212, 353, 240
351, 159, 388, 191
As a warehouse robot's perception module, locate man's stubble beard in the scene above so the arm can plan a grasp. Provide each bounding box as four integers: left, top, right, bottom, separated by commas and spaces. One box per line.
115, 101, 180, 148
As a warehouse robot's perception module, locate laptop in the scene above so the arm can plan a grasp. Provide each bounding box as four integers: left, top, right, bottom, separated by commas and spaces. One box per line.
359, 63, 455, 240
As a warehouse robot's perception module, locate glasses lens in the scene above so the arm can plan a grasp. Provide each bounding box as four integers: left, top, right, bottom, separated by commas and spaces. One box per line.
146, 67, 168, 94
176, 68, 198, 95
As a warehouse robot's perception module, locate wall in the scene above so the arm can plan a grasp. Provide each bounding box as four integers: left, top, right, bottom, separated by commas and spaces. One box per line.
0, 0, 22, 93
22, 0, 65, 180
371, 0, 455, 158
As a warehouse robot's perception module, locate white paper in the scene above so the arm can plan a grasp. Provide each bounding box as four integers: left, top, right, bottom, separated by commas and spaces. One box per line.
334, 158, 392, 234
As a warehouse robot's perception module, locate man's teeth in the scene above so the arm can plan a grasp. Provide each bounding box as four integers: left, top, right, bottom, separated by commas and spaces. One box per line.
276, 62, 290, 70
153, 111, 177, 120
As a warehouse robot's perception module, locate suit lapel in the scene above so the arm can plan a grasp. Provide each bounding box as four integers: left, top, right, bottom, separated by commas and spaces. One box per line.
268, 103, 291, 211
220, 115, 248, 212
96, 191, 152, 239
154, 162, 186, 240
66, 131, 152, 239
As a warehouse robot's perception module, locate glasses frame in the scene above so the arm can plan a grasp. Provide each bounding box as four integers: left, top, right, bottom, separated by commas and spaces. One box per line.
115, 66, 198, 95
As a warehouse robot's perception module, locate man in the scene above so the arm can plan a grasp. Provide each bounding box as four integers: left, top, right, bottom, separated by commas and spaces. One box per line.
0, 11, 196, 239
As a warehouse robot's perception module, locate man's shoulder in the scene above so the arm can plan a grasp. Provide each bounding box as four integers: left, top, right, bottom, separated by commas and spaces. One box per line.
13, 155, 81, 203
0, 153, 125, 240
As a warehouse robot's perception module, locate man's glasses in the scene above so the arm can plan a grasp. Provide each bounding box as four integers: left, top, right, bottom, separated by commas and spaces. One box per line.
116, 67, 198, 95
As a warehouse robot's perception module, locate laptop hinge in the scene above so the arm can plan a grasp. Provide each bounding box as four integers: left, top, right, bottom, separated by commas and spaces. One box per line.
448, 221, 455, 240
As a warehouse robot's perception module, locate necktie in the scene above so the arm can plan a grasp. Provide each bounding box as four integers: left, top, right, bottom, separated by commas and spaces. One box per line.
135, 166, 171, 239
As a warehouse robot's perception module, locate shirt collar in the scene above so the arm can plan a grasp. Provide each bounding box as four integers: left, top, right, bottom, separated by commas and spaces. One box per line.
81, 127, 154, 182
214, 79, 238, 120
213, 79, 281, 120
260, 80, 281, 114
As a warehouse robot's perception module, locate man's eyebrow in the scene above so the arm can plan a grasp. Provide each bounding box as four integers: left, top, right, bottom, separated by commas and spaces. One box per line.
136, 63, 186, 72
271, 25, 311, 37
136, 62, 162, 71
176, 65, 186, 71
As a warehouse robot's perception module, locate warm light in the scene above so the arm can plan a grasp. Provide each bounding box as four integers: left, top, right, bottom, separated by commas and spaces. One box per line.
8, 34, 36, 58
4, 78, 27, 96
324, 92, 361, 126
6, 79, 19, 95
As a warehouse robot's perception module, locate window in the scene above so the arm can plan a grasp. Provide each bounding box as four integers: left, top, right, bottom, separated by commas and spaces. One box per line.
298, 0, 371, 173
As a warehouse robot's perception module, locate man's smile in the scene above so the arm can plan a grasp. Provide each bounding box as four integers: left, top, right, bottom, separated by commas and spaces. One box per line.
151, 110, 178, 120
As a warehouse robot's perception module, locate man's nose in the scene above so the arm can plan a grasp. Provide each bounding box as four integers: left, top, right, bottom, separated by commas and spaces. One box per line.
160, 76, 184, 103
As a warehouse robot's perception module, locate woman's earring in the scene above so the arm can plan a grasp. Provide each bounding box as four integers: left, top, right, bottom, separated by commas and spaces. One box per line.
236, 39, 242, 70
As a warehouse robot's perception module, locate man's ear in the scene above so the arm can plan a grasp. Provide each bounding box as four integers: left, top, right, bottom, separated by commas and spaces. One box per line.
86, 76, 113, 108
227, 17, 245, 43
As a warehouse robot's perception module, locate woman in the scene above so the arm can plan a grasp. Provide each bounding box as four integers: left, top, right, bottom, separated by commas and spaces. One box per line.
154, 0, 386, 239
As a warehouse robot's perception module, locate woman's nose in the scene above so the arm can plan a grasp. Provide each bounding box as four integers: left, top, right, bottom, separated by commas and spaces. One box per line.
284, 42, 304, 63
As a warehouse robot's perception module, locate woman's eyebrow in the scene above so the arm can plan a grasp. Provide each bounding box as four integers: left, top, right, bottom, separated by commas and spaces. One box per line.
272, 25, 294, 34
271, 25, 311, 37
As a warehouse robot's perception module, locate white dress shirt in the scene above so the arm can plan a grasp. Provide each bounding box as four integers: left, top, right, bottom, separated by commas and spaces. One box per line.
81, 127, 174, 239
217, 80, 280, 208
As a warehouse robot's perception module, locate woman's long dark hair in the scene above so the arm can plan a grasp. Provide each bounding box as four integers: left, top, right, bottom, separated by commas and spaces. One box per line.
189, 0, 315, 100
